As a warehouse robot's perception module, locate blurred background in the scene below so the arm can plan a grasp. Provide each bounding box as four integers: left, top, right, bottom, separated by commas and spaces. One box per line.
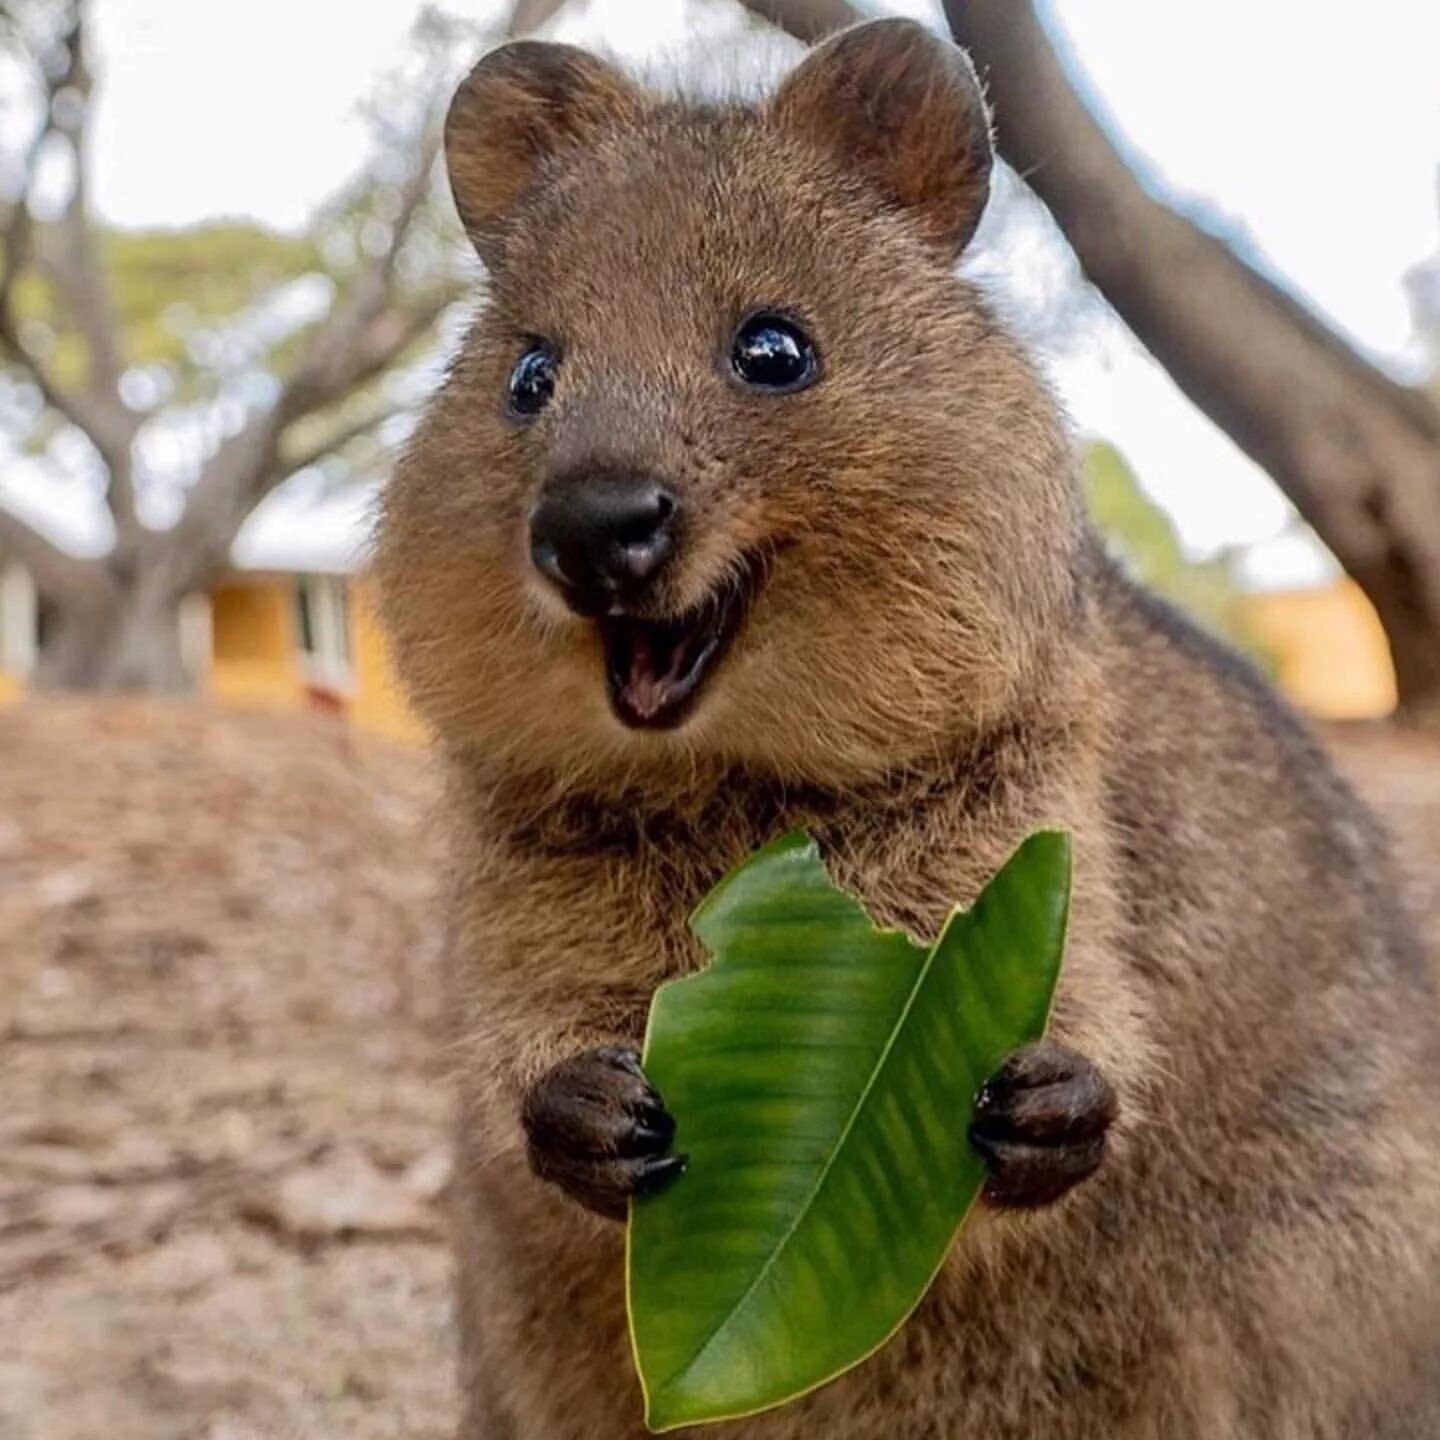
1, 2, 1437, 1437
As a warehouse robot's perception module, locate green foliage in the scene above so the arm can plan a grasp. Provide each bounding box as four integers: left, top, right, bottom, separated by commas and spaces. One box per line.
6, 224, 324, 390
628, 830, 1071, 1432
107, 225, 323, 359
1084, 439, 1269, 661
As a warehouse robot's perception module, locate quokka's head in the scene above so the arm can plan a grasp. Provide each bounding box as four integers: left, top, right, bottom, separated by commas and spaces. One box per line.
377, 18, 1081, 794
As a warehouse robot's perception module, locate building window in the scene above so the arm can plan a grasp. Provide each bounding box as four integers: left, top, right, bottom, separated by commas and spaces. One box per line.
0, 563, 39, 679
294, 575, 353, 693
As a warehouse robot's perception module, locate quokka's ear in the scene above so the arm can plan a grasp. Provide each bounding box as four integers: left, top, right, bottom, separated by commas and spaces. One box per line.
771, 18, 993, 258
444, 41, 642, 263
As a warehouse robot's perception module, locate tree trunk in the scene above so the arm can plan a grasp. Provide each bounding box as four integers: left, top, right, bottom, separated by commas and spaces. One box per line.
34, 578, 193, 694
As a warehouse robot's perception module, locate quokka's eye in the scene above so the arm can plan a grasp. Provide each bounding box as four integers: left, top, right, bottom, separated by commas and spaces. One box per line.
729, 313, 819, 394
508, 341, 559, 418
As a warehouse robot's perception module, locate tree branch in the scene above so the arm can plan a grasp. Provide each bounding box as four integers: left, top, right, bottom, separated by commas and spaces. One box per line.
276, 397, 393, 479
46, 16, 141, 551
234, 290, 447, 521
0, 10, 142, 557
0, 16, 82, 423
736, 0, 860, 41
170, 142, 449, 593
275, 135, 444, 428
507, 0, 570, 33
45, 16, 126, 405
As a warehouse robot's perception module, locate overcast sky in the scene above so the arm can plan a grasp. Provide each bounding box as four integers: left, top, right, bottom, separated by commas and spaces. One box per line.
38, 1, 1440, 581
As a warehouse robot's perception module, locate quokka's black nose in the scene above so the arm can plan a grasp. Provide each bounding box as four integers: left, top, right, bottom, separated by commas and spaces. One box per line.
530, 475, 679, 612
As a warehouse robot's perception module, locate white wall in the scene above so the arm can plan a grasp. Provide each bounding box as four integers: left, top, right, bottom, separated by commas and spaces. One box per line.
0, 563, 38, 678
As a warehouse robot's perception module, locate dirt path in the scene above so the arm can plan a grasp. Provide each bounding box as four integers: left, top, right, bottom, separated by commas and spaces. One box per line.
1, 701, 1435, 1440
0, 703, 452, 1440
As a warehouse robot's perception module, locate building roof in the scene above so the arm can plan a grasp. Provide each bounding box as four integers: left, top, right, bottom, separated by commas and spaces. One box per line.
229, 482, 376, 576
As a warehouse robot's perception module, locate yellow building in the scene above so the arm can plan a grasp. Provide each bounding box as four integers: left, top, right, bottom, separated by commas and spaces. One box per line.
1245, 578, 1398, 720
0, 555, 423, 742
206, 569, 424, 742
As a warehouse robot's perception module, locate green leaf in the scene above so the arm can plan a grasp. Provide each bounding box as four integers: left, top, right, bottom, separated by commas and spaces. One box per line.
627, 829, 1071, 1432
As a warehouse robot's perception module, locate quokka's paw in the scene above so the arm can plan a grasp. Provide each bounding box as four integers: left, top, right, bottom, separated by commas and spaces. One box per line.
969, 1042, 1116, 1209
522, 1045, 686, 1220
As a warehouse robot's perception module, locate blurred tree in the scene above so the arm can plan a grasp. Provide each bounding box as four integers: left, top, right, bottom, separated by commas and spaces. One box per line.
0, 1, 530, 691
1083, 440, 1266, 663
743, 0, 1440, 727
1408, 173, 1440, 394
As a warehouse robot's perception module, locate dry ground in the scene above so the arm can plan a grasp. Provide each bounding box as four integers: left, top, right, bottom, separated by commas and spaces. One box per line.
0, 701, 1436, 1440
1, 703, 451, 1440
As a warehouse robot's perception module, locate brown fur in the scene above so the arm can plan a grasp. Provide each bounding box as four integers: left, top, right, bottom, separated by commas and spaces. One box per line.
375, 19, 1440, 1438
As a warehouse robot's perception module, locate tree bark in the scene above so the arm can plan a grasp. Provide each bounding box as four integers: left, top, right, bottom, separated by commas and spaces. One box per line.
34, 578, 190, 694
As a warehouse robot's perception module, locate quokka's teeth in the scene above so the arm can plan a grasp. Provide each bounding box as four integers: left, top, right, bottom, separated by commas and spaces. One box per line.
598, 549, 768, 729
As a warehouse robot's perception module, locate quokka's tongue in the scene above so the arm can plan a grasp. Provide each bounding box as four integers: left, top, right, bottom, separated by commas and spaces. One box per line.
602, 583, 741, 730
624, 625, 688, 721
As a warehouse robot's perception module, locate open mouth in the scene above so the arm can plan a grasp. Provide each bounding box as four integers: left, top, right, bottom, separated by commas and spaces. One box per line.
598, 556, 766, 730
